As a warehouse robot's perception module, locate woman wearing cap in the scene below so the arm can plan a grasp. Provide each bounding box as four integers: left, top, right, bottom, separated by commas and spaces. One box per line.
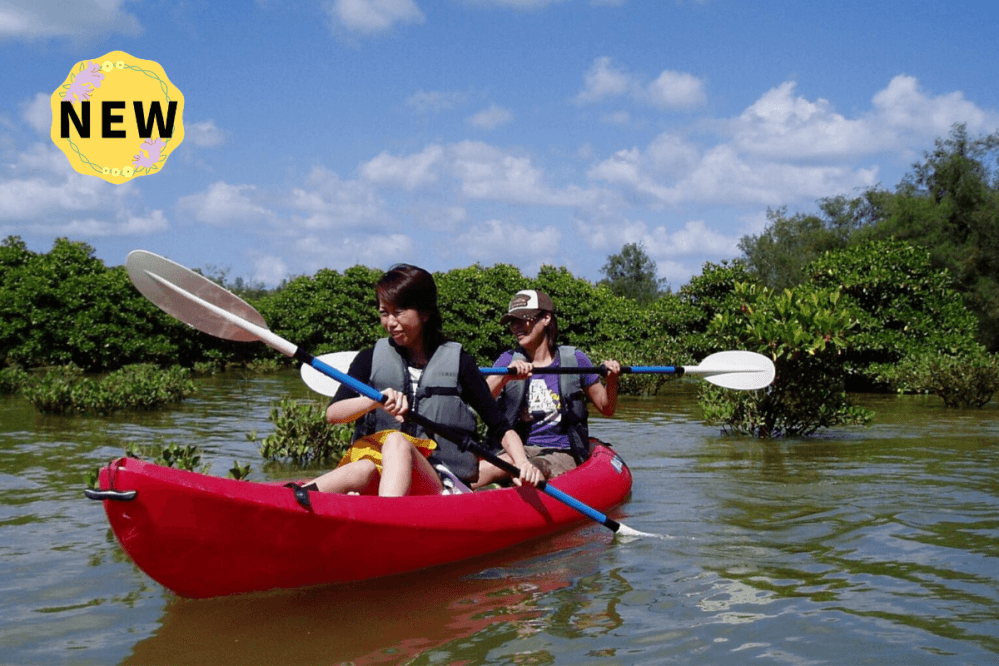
473, 290, 621, 487
304, 265, 544, 497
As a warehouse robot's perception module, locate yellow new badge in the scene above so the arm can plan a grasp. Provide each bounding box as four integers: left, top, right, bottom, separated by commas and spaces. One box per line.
50, 51, 184, 184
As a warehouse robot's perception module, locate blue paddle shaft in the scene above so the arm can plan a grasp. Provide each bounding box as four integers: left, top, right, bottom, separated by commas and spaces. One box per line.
540, 481, 620, 530
479, 365, 682, 376
310, 355, 386, 403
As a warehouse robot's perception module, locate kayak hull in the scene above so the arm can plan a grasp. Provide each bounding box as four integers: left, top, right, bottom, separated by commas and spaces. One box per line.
95, 442, 632, 598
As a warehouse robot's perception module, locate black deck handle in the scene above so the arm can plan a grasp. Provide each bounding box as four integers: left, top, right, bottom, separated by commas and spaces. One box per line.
84, 488, 137, 501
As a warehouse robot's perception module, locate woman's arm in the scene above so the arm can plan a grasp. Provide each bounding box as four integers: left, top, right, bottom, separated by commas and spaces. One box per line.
326, 391, 408, 424
324, 348, 407, 424
485, 358, 533, 397
584, 359, 621, 417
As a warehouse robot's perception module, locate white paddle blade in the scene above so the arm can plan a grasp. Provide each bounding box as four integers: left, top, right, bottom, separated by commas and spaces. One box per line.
683, 351, 775, 390
300, 351, 359, 396
126, 250, 267, 342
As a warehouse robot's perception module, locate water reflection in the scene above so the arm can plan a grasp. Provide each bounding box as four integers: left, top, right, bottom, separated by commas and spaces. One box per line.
121, 529, 610, 666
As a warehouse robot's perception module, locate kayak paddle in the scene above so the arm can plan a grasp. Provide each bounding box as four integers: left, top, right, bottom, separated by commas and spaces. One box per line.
301, 350, 775, 397
482, 351, 775, 389
125, 250, 653, 538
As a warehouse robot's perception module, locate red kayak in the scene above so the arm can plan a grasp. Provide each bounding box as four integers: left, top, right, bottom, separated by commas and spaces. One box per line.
89, 442, 632, 598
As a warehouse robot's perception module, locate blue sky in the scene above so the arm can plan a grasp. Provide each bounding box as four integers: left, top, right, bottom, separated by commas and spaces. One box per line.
3, 0, 999, 289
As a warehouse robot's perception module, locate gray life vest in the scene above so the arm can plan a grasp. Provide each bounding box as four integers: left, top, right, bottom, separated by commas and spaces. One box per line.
355, 338, 479, 483
497, 345, 591, 464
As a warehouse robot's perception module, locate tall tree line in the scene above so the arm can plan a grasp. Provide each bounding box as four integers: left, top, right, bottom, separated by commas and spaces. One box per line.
738, 123, 999, 351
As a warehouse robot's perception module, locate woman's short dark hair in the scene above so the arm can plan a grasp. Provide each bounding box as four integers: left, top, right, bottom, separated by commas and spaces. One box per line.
376, 264, 445, 350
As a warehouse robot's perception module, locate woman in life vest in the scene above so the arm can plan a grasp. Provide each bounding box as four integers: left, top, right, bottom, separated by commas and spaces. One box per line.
305, 265, 544, 496
473, 290, 621, 488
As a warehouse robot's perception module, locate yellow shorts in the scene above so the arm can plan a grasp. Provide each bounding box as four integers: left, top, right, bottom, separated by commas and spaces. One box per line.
336, 430, 437, 473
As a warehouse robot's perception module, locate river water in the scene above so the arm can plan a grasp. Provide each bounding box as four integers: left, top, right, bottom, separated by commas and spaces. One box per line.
1, 372, 997, 665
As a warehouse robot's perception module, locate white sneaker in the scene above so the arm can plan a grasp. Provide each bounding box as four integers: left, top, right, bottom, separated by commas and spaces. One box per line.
434, 464, 471, 494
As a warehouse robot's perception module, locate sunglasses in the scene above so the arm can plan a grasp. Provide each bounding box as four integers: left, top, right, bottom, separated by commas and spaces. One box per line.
509, 314, 543, 330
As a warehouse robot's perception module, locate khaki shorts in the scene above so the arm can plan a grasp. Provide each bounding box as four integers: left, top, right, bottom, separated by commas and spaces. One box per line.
523, 446, 577, 479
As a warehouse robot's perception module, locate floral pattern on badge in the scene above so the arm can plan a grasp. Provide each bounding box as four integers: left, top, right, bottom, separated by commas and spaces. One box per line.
50, 50, 185, 184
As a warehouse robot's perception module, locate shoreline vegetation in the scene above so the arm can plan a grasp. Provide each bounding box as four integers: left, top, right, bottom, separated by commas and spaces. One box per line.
3, 237, 995, 438
4, 125, 999, 439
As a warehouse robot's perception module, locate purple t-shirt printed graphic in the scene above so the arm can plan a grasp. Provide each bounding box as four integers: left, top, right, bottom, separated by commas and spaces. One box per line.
493, 349, 599, 450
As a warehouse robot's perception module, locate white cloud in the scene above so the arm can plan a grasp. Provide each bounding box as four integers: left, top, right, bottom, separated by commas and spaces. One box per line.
0, 174, 102, 221
456, 218, 561, 267
323, 0, 424, 36
587, 75, 946, 209
448, 140, 597, 206
250, 253, 290, 285
680, 144, 879, 206
185, 120, 226, 148
590, 137, 881, 208
355, 140, 607, 209
0, 143, 169, 238
292, 232, 414, 270
463, 0, 567, 8
576, 143, 596, 161
576, 57, 707, 111
739, 209, 772, 236
872, 74, 999, 138
431, 205, 469, 230
573, 216, 648, 251
0, 0, 142, 41
730, 81, 882, 159
645, 133, 702, 178
730, 77, 999, 163
54, 209, 169, 237
360, 145, 444, 190
646, 70, 707, 110
601, 110, 631, 126
406, 89, 472, 113
20, 93, 51, 135
576, 217, 736, 256
0, 145, 118, 220
120, 210, 170, 235
450, 142, 545, 200
576, 57, 633, 105
467, 103, 514, 130
290, 166, 388, 229
588, 148, 644, 189
177, 181, 273, 226
648, 219, 737, 256
404, 201, 470, 233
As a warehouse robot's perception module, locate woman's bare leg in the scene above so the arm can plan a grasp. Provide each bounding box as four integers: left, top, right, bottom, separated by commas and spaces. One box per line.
378, 433, 443, 497
471, 453, 513, 489
310, 459, 378, 494
408, 444, 446, 496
